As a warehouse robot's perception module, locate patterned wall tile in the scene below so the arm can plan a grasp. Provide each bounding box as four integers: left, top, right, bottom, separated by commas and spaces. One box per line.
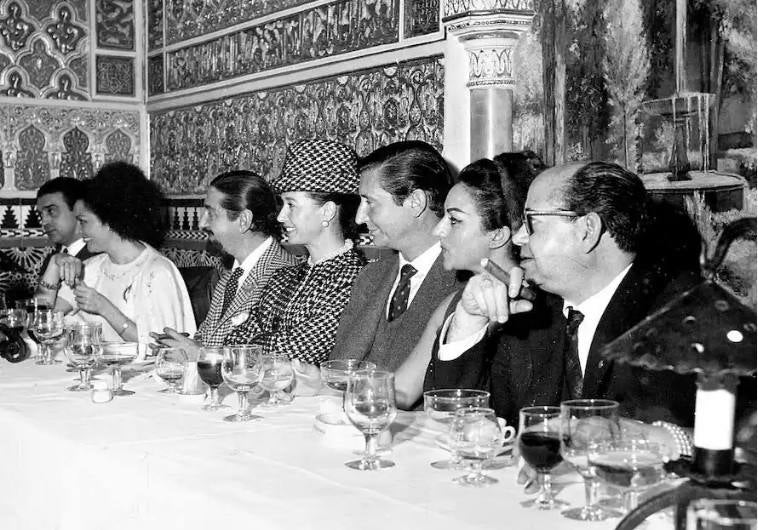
405, 0, 439, 37
95, 55, 134, 96
18, 38, 58, 89
26, 0, 87, 24
68, 55, 88, 88
165, 0, 399, 92
147, 0, 163, 51
148, 54, 163, 96
45, 5, 86, 55
96, 0, 135, 50
150, 56, 444, 194
0, 2, 36, 52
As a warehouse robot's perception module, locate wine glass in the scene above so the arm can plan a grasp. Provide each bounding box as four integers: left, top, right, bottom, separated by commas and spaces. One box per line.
156, 348, 188, 394
64, 323, 101, 391
0, 309, 29, 363
589, 438, 667, 513
221, 345, 262, 422
449, 407, 505, 486
320, 359, 376, 419
423, 388, 490, 469
688, 499, 757, 530
99, 342, 139, 396
559, 399, 621, 520
344, 369, 397, 470
258, 353, 294, 406
33, 309, 64, 365
518, 406, 568, 510
197, 346, 229, 411
18, 298, 49, 360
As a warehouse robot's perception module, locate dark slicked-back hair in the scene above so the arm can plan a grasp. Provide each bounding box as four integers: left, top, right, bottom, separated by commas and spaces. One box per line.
209, 170, 280, 238
560, 161, 650, 253
37, 177, 84, 209
81, 161, 165, 248
359, 141, 453, 217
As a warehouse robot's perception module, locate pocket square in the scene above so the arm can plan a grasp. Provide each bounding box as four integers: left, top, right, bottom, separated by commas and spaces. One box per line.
230, 311, 250, 327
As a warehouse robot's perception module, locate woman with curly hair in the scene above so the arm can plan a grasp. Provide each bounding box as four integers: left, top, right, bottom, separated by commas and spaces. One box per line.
38, 161, 196, 347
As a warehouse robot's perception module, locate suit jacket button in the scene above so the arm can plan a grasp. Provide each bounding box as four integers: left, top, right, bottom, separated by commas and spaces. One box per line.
598, 360, 606, 369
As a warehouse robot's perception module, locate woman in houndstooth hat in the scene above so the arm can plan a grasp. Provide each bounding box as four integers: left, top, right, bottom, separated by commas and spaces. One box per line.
225, 139, 366, 366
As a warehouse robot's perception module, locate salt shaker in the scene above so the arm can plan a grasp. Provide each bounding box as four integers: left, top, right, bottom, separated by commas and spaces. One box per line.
91, 380, 113, 403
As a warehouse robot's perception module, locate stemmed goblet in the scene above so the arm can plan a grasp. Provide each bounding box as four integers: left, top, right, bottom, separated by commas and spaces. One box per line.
344, 369, 397, 470
33, 309, 64, 365
320, 359, 376, 420
0, 309, 29, 363
99, 342, 139, 396
518, 406, 568, 510
221, 345, 262, 422
258, 353, 294, 406
197, 346, 229, 411
156, 347, 188, 394
450, 407, 505, 486
560, 399, 621, 520
64, 322, 101, 391
423, 388, 490, 469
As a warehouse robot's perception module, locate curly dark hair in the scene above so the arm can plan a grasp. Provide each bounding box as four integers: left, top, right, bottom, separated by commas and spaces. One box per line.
81, 162, 165, 247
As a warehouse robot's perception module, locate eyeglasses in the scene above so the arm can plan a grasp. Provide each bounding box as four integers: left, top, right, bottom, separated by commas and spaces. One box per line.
522, 209, 582, 235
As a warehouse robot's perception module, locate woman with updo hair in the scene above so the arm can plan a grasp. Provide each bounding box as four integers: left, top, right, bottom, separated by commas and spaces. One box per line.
38, 162, 196, 349
394, 153, 542, 410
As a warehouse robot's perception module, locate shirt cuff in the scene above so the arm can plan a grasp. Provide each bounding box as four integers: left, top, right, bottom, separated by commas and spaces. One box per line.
436, 313, 489, 361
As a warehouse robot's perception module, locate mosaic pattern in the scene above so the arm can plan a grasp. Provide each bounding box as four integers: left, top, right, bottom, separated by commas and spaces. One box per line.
148, 54, 163, 95
60, 127, 93, 179
95, 55, 134, 95
147, 0, 162, 50
166, 0, 399, 91
96, 0, 134, 50
44, 5, 85, 54
151, 56, 444, 194
405, 0, 440, 37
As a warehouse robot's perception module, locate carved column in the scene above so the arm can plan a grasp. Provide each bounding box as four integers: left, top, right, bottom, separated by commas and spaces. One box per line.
443, 0, 534, 161
2, 142, 18, 191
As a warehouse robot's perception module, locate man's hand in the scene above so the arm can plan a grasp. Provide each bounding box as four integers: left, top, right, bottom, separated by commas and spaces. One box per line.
73, 280, 109, 315
291, 359, 321, 396
149, 328, 200, 359
51, 253, 83, 286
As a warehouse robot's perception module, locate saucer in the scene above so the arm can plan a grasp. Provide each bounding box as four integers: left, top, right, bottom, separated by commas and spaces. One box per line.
434, 433, 514, 457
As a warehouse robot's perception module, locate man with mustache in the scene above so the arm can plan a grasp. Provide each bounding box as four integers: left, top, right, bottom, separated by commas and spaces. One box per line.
156, 170, 296, 354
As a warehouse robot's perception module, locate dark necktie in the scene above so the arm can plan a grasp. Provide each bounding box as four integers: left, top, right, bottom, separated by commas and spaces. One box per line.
564, 306, 585, 399
221, 267, 244, 317
387, 264, 417, 322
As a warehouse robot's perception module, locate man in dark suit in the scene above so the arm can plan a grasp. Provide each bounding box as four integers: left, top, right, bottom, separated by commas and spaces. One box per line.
437, 161, 701, 454
330, 141, 461, 372
156, 170, 296, 355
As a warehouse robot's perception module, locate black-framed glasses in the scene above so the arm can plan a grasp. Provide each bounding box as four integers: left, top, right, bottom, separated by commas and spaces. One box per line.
522, 209, 582, 235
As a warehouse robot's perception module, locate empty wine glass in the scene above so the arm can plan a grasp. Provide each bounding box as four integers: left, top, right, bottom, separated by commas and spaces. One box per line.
450, 407, 505, 486
518, 406, 568, 510
99, 342, 139, 396
344, 369, 397, 470
64, 322, 101, 391
423, 388, 490, 469
320, 359, 376, 419
33, 309, 64, 365
221, 345, 262, 422
560, 399, 621, 520
197, 346, 229, 411
156, 348, 188, 394
259, 353, 294, 406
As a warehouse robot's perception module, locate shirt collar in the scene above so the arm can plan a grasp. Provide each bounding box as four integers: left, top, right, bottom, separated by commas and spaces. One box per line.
563, 262, 633, 320
233, 237, 273, 275
398, 242, 441, 278
64, 238, 86, 257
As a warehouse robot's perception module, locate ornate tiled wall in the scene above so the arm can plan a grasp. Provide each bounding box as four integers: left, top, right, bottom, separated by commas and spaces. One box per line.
150, 55, 444, 193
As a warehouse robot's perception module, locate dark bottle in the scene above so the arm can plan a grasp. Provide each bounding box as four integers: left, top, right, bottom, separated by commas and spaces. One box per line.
0, 324, 30, 363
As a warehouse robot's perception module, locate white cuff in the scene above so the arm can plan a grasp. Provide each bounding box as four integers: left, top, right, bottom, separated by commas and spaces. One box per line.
436, 313, 488, 361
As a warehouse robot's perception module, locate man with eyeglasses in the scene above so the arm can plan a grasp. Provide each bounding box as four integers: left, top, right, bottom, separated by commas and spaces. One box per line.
434, 161, 705, 458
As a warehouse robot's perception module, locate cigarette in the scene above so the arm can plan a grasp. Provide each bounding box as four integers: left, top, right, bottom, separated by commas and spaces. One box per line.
480, 258, 510, 284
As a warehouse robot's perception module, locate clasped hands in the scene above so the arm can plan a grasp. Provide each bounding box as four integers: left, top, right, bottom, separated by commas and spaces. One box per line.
49, 253, 109, 315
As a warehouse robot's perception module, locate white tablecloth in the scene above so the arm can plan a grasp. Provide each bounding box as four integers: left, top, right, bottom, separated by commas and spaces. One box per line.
0, 361, 622, 530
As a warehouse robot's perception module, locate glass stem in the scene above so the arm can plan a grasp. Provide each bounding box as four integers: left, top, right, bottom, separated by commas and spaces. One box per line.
210, 386, 220, 406
79, 368, 90, 388
538, 472, 554, 503
584, 477, 599, 509
364, 433, 378, 464
238, 390, 249, 417
623, 490, 638, 513
468, 460, 484, 481
113, 367, 123, 391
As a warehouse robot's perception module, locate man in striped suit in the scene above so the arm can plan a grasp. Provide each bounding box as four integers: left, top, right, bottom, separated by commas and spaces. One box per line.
155, 170, 296, 355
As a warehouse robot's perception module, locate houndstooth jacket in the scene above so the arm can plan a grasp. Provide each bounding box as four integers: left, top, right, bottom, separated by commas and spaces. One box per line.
224, 245, 366, 365
196, 240, 297, 347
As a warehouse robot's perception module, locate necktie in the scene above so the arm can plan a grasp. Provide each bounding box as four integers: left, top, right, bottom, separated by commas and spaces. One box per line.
387, 264, 417, 322
564, 306, 585, 399
220, 267, 244, 317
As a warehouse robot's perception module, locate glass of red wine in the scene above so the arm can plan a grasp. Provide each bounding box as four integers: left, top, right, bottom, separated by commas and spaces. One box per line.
518, 405, 568, 510
0, 309, 30, 363
197, 346, 229, 411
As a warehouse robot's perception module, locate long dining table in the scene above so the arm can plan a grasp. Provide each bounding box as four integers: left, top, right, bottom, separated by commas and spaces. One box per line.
0, 359, 628, 530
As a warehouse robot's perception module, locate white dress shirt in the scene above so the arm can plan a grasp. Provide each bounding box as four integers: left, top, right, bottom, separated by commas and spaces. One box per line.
386, 242, 441, 317
64, 238, 86, 257
231, 237, 273, 297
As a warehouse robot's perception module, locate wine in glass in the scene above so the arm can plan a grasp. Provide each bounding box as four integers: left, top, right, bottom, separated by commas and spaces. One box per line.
259, 353, 294, 406
99, 342, 139, 396
0, 309, 30, 363
33, 309, 64, 365
221, 345, 262, 422
156, 348, 188, 394
64, 323, 101, 391
559, 399, 621, 520
450, 407, 504, 486
423, 388, 490, 469
518, 406, 568, 510
344, 369, 397, 470
197, 346, 229, 411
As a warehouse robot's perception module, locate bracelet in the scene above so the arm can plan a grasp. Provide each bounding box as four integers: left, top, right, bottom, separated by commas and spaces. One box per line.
38, 279, 60, 291
653, 420, 693, 459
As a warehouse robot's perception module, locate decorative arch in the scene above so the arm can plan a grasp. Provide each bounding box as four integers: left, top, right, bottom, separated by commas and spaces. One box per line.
60, 126, 93, 179
15, 125, 49, 189
105, 128, 132, 163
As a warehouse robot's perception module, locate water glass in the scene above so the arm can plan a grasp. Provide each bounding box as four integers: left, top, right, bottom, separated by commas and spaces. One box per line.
33, 309, 64, 365
259, 353, 294, 406
518, 406, 567, 510
688, 499, 757, 530
64, 322, 102, 391
221, 345, 262, 422
344, 369, 397, 470
99, 342, 139, 396
320, 359, 376, 418
450, 407, 504, 486
197, 346, 228, 411
559, 399, 621, 520
156, 348, 188, 394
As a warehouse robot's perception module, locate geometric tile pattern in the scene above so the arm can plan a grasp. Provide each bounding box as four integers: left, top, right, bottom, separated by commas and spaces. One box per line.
405, 0, 440, 37
148, 54, 163, 96
95, 0, 135, 50
147, 0, 163, 50
95, 55, 134, 96
150, 56, 445, 194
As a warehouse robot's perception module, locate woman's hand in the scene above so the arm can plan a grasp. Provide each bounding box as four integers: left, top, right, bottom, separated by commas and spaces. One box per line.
73, 280, 110, 315
52, 253, 84, 286
291, 359, 322, 396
